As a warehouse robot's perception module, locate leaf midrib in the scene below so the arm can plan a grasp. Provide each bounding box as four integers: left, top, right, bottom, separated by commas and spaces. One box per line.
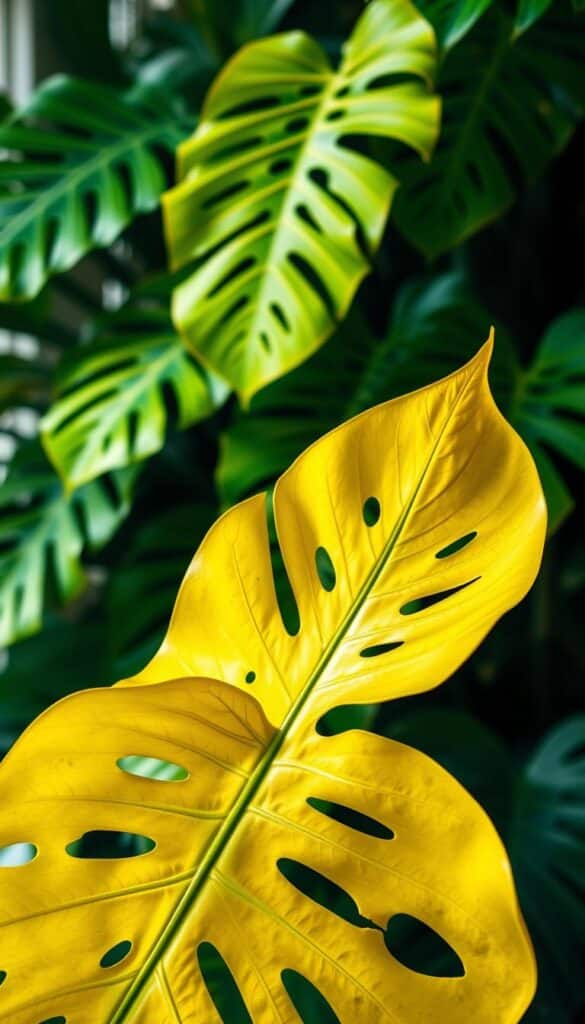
109, 359, 479, 1022
0, 116, 185, 249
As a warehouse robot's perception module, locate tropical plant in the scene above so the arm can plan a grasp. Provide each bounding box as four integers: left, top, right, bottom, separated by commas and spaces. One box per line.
1, 0, 585, 1019
0, 348, 546, 1021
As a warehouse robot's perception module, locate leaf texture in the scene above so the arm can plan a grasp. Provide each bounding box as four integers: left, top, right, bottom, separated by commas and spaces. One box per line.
41, 299, 227, 489
0, 345, 545, 1022
0, 76, 190, 300
164, 0, 440, 400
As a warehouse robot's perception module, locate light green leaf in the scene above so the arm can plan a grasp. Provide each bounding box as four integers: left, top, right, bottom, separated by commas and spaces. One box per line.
41, 293, 228, 490
0, 76, 192, 301
164, 0, 440, 401
393, 7, 585, 257
0, 442, 134, 647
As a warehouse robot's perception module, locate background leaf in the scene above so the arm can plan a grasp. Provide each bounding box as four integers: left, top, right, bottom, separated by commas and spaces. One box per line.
164, 0, 440, 399
41, 288, 227, 489
0, 442, 134, 646
0, 76, 191, 300
393, 6, 585, 257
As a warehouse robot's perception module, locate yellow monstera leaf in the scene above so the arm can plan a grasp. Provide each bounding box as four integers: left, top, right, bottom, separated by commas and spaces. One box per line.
0, 340, 545, 1023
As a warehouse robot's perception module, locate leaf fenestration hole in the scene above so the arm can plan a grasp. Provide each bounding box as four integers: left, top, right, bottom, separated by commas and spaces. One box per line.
270, 302, 290, 333
100, 940, 133, 969
435, 531, 478, 559
245, 670, 256, 684
281, 969, 341, 1023
0, 842, 38, 867
315, 547, 336, 591
400, 577, 481, 615
66, 831, 156, 859
295, 202, 322, 233
277, 858, 373, 930
363, 496, 381, 526
117, 756, 189, 782
197, 942, 253, 1023
0, 970, 6, 986
384, 914, 465, 978
38, 1018, 66, 1024
325, 108, 345, 121
269, 158, 292, 175
360, 641, 404, 658
266, 492, 300, 636
202, 179, 249, 211
259, 331, 271, 351
286, 117, 309, 133
307, 798, 394, 840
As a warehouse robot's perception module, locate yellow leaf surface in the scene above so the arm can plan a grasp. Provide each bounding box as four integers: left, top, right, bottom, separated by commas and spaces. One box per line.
0, 340, 545, 1023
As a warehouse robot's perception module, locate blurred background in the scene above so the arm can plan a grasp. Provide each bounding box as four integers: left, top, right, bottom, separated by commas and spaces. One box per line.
0, 0, 584, 1020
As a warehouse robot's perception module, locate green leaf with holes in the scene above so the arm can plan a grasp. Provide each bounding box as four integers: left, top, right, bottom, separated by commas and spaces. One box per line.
393, 5, 585, 257
41, 290, 228, 490
0, 442, 135, 647
217, 273, 516, 506
163, 0, 440, 401
0, 76, 192, 301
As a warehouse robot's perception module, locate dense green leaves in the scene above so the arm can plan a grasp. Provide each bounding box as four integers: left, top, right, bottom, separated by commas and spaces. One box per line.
0, 443, 134, 646
515, 310, 585, 530
394, 6, 585, 256
0, 76, 191, 300
164, 0, 440, 400
41, 294, 227, 489
218, 272, 582, 530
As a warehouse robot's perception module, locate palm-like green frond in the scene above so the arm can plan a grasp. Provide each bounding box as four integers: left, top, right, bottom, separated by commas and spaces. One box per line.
0, 76, 192, 300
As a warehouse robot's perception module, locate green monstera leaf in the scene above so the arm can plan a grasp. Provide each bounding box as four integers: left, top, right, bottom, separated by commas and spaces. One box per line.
0, 76, 191, 300
164, 0, 440, 401
0, 442, 135, 647
393, 5, 585, 257
41, 291, 228, 490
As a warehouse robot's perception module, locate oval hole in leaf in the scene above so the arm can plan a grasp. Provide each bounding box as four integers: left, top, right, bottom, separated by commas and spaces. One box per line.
400, 577, 480, 615
286, 116, 309, 133
0, 970, 6, 986
38, 1018, 66, 1024
0, 842, 37, 867
100, 940, 133, 969
315, 547, 336, 591
277, 858, 373, 930
363, 496, 380, 526
197, 942, 252, 1024
360, 641, 403, 658
269, 158, 292, 175
245, 670, 256, 684
117, 756, 189, 782
435, 532, 477, 559
384, 914, 465, 977
281, 968, 341, 1023
66, 831, 155, 859
307, 797, 394, 839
